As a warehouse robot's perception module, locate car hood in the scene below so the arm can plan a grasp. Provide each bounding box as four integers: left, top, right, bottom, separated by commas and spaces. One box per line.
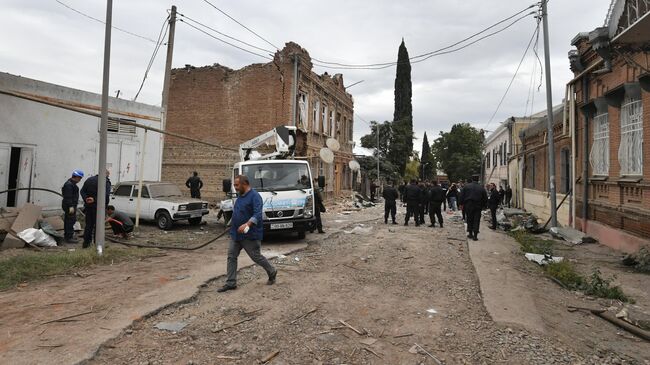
155, 196, 205, 204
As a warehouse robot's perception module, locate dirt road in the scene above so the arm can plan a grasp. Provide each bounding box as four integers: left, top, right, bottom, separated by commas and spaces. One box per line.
88, 206, 648, 365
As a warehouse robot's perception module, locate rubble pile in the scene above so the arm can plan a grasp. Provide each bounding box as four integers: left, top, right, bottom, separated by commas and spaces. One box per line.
0, 204, 67, 250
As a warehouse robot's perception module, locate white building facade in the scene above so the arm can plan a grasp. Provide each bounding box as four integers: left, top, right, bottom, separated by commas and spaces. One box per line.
0, 72, 162, 210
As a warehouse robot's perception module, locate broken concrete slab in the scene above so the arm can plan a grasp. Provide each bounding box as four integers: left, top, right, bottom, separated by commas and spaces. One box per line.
10, 203, 43, 233
154, 321, 188, 332
550, 227, 597, 245
1, 233, 25, 250
43, 216, 65, 231
502, 208, 527, 217
525, 253, 564, 265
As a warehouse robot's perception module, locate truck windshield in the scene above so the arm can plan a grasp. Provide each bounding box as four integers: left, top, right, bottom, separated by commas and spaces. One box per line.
149, 183, 182, 198
242, 163, 312, 192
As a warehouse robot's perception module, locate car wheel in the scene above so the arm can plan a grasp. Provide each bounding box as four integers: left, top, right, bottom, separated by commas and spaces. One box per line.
156, 211, 173, 230
298, 230, 306, 239
188, 217, 202, 226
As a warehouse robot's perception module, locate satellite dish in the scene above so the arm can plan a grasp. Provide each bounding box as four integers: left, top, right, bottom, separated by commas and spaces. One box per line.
349, 160, 361, 172
319, 147, 334, 164
326, 138, 340, 152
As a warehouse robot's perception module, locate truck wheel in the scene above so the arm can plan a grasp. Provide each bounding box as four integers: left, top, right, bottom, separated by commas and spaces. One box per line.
188, 217, 202, 226
298, 230, 306, 239
156, 211, 173, 230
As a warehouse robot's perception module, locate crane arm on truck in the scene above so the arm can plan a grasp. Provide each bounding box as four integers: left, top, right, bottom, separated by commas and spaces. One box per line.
239, 125, 297, 161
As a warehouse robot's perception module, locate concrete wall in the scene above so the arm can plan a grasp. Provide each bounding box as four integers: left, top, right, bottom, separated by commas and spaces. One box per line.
523, 188, 571, 227
0, 72, 162, 210
483, 124, 509, 187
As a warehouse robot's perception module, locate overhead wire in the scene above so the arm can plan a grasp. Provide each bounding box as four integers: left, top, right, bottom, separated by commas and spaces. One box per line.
179, 19, 273, 60
311, 3, 539, 68
55, 0, 158, 43
484, 16, 541, 131
201, 0, 280, 50
133, 16, 170, 101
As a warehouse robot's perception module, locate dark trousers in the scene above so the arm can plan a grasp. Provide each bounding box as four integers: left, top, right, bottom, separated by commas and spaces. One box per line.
226, 239, 275, 287
63, 206, 76, 239
384, 201, 396, 222
315, 210, 323, 232
505, 196, 512, 208
429, 202, 443, 226
405, 202, 419, 225
109, 220, 134, 235
490, 206, 498, 228
418, 203, 426, 224
465, 203, 482, 235
83, 207, 97, 248
190, 189, 201, 199
461, 205, 466, 221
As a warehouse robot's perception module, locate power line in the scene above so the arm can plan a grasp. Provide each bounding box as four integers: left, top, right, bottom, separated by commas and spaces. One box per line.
312, 3, 538, 68
308, 11, 536, 71
484, 19, 541, 131
201, 0, 280, 50
55, 0, 158, 43
179, 19, 273, 60
133, 16, 170, 101
177, 12, 275, 54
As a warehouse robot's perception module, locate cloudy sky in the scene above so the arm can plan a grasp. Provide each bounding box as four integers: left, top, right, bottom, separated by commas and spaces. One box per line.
2, 0, 611, 152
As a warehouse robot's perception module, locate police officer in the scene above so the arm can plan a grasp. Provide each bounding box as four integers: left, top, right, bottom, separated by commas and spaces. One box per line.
80, 170, 112, 248
428, 181, 445, 228
488, 183, 500, 230
61, 170, 84, 243
417, 182, 428, 225
382, 180, 399, 224
404, 180, 421, 226
459, 176, 487, 241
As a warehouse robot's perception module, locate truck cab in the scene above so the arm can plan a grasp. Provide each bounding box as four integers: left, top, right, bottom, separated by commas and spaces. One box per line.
224, 159, 316, 238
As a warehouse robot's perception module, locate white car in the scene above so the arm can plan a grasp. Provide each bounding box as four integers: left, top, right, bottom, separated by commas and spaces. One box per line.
109, 181, 209, 230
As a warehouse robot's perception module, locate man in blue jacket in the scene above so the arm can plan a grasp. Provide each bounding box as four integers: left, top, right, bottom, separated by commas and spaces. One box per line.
80, 170, 111, 248
217, 175, 277, 292
61, 169, 84, 243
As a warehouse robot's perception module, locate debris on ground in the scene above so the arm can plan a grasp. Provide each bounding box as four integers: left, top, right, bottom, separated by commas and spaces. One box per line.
622, 246, 650, 273
343, 225, 373, 235
154, 321, 188, 332
550, 227, 597, 245
17, 228, 57, 247
525, 253, 564, 265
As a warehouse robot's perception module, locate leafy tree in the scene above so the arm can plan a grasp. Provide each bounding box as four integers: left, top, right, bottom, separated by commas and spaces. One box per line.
388, 39, 414, 175
357, 155, 401, 182
360, 121, 392, 158
404, 160, 420, 181
432, 123, 484, 182
419, 132, 435, 180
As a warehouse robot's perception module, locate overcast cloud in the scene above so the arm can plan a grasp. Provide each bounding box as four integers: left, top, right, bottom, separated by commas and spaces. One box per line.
1, 0, 611, 151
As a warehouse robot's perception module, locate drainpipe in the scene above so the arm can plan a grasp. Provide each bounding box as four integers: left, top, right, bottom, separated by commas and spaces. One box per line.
570, 83, 577, 228
290, 55, 299, 126
581, 75, 590, 231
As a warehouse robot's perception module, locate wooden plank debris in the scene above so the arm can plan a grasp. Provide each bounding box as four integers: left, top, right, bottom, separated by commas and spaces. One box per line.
339, 319, 366, 335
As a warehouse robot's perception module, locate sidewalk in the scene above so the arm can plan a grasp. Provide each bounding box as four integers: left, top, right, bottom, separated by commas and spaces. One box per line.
467, 226, 546, 333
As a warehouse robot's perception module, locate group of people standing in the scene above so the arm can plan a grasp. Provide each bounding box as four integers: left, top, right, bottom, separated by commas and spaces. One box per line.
382, 179, 447, 227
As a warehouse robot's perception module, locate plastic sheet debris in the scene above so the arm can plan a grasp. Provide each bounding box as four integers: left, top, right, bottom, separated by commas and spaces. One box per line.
426, 308, 437, 314
17, 228, 57, 247
73, 222, 82, 231
525, 253, 563, 265
344, 225, 373, 235
550, 227, 597, 245
154, 321, 188, 332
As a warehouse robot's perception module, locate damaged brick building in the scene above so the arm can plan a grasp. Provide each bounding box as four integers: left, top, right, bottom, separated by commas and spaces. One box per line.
162, 42, 355, 201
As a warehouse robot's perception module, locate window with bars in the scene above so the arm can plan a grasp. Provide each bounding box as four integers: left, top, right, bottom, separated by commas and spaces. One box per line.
107, 120, 136, 135
589, 113, 609, 176
618, 97, 643, 176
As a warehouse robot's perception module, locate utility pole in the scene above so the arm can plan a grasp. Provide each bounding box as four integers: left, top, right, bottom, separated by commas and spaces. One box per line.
541, 0, 558, 227
159, 5, 176, 175
376, 123, 380, 183
96, 0, 113, 256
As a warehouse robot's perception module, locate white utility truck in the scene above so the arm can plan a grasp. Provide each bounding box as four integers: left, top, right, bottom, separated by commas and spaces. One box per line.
220, 126, 318, 239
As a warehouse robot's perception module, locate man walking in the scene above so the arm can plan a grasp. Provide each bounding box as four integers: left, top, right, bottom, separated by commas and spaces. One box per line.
106, 205, 134, 239
459, 176, 487, 241
80, 170, 111, 248
382, 180, 398, 224
404, 180, 420, 226
428, 181, 445, 228
498, 185, 506, 207
488, 184, 500, 230
61, 170, 84, 243
417, 182, 428, 225
217, 175, 276, 293
185, 171, 204, 199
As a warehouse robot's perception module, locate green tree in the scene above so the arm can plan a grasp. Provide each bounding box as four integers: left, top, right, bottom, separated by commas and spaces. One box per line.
419, 132, 435, 180
357, 155, 401, 182
404, 160, 420, 181
388, 39, 414, 175
360, 121, 392, 158
432, 123, 484, 182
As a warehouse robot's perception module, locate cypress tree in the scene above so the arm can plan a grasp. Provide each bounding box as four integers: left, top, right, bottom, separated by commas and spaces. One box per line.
420, 132, 434, 179
388, 39, 414, 175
